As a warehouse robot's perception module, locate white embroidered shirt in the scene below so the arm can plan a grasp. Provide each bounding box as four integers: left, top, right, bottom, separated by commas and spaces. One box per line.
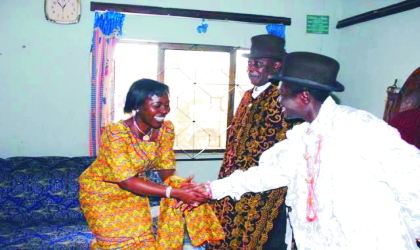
211, 96, 420, 249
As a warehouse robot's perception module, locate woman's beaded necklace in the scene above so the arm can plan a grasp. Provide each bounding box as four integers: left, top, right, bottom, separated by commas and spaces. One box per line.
132, 117, 153, 141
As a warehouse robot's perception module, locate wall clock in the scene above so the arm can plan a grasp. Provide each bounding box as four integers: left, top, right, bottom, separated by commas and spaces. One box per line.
45, 0, 81, 24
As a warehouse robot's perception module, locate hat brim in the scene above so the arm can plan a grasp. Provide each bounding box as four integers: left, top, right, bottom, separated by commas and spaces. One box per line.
275, 75, 345, 92
242, 52, 285, 60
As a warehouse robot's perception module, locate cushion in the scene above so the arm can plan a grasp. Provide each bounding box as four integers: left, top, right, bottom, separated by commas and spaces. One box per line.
0, 220, 93, 250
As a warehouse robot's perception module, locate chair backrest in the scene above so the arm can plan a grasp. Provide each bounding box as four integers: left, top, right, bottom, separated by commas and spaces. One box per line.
0, 157, 96, 226
384, 67, 420, 122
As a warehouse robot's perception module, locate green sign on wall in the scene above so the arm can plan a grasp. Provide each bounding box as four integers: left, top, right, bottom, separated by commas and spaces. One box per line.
307, 15, 329, 34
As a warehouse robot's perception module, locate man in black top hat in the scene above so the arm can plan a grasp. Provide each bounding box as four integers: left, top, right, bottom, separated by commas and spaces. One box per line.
206, 52, 420, 249
243, 34, 285, 87
209, 35, 295, 250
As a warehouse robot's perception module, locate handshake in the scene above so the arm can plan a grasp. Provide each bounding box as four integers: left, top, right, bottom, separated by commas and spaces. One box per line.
168, 176, 213, 211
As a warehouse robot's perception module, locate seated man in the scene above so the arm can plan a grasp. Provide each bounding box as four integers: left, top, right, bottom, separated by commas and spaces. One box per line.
202, 52, 420, 249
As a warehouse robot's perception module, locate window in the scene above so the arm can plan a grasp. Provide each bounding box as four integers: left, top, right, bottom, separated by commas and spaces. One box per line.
114, 41, 252, 158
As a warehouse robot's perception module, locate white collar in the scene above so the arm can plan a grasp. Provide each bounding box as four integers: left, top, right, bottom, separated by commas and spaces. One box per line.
252, 82, 272, 98
308, 96, 337, 134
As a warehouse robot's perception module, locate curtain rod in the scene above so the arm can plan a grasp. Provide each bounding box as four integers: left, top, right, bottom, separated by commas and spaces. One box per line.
336, 0, 420, 29
91, 2, 291, 25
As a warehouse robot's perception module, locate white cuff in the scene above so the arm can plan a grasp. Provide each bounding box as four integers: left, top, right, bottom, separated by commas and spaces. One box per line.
210, 170, 246, 200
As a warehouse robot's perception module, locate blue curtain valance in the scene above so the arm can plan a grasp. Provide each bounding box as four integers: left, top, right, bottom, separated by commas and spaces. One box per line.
266, 24, 285, 39
94, 11, 125, 36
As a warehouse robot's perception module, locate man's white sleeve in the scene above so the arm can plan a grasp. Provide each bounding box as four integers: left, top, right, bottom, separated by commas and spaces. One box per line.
210, 138, 295, 200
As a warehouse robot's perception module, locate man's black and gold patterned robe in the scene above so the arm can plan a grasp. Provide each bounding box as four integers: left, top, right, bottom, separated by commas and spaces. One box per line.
209, 84, 293, 250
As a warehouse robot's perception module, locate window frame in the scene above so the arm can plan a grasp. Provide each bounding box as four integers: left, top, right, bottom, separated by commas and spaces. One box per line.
116, 40, 249, 158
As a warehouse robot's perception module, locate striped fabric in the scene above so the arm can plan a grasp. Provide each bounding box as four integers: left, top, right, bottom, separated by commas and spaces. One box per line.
89, 11, 125, 156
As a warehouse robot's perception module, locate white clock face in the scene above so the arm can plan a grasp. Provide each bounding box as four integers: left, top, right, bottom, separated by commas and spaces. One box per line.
45, 0, 81, 24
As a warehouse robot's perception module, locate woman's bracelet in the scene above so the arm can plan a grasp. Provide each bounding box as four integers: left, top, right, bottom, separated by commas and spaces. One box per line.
204, 182, 212, 199
165, 186, 172, 198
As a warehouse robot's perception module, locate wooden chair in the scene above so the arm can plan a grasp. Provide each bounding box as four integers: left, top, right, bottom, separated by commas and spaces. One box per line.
383, 67, 420, 122
384, 67, 420, 149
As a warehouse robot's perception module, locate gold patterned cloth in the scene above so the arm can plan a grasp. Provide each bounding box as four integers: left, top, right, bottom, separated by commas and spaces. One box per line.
209, 85, 294, 250
157, 176, 225, 250
79, 120, 175, 249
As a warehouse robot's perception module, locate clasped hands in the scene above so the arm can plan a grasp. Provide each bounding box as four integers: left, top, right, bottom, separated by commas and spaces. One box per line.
174, 176, 211, 211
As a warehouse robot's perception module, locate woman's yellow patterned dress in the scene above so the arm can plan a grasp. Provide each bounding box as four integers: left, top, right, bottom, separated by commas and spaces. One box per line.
79, 120, 176, 249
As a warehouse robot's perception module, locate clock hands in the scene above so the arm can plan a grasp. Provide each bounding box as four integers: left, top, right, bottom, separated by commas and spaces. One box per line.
56, 0, 66, 12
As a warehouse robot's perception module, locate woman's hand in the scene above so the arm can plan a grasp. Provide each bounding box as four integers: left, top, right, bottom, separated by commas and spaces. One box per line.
172, 183, 208, 205
175, 182, 213, 211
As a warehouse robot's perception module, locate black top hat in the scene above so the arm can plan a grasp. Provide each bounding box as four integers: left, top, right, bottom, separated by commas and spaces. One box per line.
242, 34, 286, 61
274, 52, 345, 92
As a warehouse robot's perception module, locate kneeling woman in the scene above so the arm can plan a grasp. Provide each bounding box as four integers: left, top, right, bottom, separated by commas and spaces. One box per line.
79, 79, 207, 249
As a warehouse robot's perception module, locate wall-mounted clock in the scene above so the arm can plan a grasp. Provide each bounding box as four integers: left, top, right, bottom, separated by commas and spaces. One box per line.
45, 0, 81, 24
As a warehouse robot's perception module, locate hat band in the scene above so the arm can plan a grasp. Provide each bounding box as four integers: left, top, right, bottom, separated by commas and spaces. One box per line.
242, 52, 285, 60
280, 76, 344, 92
